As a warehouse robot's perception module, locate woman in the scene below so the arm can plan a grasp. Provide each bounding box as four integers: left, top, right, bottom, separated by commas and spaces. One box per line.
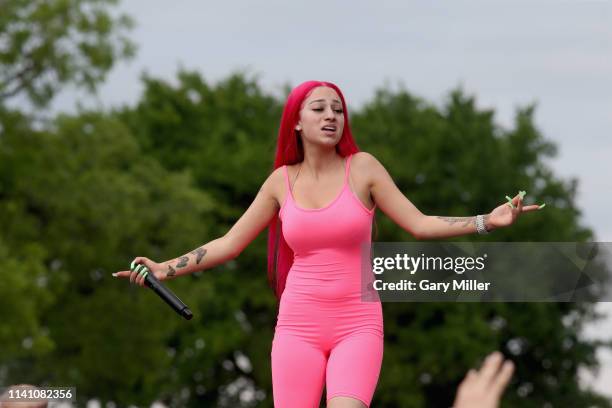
114, 80, 540, 407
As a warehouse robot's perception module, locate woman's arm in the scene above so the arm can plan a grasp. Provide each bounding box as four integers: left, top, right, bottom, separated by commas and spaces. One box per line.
158, 236, 238, 279
413, 214, 492, 240
415, 193, 540, 239
364, 152, 539, 240
362, 152, 426, 239
164, 167, 283, 278
116, 167, 283, 285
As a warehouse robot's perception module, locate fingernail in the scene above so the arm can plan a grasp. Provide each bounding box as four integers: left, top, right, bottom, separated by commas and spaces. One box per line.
112, 273, 117, 277
538, 203, 546, 209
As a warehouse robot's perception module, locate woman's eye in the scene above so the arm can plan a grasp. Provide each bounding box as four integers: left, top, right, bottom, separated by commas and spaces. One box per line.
312, 108, 343, 113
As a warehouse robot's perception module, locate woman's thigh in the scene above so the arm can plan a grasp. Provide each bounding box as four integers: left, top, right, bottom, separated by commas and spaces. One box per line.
326, 333, 383, 408
271, 334, 327, 408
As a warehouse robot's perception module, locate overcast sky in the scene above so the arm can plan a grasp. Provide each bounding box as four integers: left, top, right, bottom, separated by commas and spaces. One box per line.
49, 0, 612, 398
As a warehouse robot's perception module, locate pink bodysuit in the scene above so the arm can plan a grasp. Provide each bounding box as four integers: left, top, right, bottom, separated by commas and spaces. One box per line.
272, 153, 384, 407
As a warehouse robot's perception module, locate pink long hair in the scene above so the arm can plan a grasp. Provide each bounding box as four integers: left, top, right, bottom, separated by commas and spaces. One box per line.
266, 80, 361, 300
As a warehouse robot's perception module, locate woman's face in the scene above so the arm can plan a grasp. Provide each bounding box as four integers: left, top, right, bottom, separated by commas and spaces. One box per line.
296, 86, 345, 148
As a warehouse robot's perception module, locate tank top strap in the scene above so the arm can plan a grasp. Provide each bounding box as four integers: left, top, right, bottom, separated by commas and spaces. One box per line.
344, 154, 353, 185
282, 165, 292, 194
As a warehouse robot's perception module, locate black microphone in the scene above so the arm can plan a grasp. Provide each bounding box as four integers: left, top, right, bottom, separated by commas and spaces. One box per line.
131, 261, 193, 320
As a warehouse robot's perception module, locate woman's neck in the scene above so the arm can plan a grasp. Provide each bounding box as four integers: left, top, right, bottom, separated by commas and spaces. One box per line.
300, 149, 343, 181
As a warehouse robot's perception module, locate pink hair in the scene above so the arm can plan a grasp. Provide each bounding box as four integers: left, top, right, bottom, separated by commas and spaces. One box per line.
266, 80, 361, 299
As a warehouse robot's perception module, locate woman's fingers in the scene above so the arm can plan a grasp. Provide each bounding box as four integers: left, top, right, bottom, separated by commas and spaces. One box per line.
131, 263, 149, 286
112, 263, 150, 287
137, 267, 149, 287
454, 351, 515, 408
491, 360, 515, 398
131, 264, 140, 284
479, 352, 514, 398
508, 193, 522, 215
504, 191, 546, 218
480, 352, 504, 385
506, 191, 546, 215
112, 271, 131, 278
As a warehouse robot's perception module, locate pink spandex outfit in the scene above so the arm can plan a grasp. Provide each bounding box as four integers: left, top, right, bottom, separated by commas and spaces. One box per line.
272, 153, 384, 407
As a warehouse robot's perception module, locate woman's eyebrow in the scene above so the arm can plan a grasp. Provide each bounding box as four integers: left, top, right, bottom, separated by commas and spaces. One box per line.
308, 99, 342, 105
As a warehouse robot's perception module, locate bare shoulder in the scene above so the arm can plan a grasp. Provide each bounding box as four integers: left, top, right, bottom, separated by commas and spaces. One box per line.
351, 151, 382, 170
266, 165, 286, 207
350, 151, 385, 187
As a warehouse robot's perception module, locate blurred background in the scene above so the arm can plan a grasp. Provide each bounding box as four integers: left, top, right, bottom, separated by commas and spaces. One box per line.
1, 0, 611, 406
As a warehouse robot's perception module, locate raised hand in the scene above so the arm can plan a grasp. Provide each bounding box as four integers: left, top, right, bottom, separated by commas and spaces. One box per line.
453, 351, 515, 408
487, 191, 542, 229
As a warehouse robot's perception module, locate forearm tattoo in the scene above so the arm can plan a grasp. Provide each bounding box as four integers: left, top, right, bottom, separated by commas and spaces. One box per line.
191, 247, 207, 264
436, 216, 476, 228
169, 247, 207, 278
166, 264, 177, 277
176, 256, 189, 268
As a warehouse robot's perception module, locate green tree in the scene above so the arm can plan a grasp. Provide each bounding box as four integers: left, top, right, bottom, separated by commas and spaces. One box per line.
0, 107, 219, 405
0, 0, 135, 107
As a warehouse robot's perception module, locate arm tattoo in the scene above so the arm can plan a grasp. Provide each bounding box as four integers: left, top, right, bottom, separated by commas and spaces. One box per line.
436, 216, 476, 228
176, 256, 189, 268
190, 247, 207, 264
166, 264, 177, 277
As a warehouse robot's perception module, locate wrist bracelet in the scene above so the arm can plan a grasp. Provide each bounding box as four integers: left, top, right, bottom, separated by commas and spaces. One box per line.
476, 214, 490, 235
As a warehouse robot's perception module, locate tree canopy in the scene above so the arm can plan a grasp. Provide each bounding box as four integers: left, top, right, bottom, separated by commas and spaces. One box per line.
0, 0, 135, 107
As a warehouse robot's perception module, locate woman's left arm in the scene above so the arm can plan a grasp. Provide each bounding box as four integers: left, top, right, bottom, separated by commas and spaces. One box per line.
364, 152, 542, 240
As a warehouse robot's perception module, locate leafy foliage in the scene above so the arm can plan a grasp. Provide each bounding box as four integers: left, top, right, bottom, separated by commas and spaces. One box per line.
0, 0, 135, 107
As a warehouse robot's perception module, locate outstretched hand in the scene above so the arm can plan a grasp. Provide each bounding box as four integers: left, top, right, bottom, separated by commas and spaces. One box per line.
453, 351, 515, 408
487, 192, 542, 230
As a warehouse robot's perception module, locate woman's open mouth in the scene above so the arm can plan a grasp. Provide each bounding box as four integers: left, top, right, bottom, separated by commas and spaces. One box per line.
321, 125, 337, 135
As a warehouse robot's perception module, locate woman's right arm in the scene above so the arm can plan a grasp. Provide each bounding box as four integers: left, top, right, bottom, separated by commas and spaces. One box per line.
114, 167, 283, 286
162, 166, 283, 278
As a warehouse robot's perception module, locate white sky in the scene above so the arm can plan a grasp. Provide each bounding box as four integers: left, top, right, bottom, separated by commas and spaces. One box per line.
49, 0, 612, 399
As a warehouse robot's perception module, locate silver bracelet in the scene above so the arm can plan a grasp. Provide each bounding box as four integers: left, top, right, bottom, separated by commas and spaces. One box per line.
476, 214, 490, 235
